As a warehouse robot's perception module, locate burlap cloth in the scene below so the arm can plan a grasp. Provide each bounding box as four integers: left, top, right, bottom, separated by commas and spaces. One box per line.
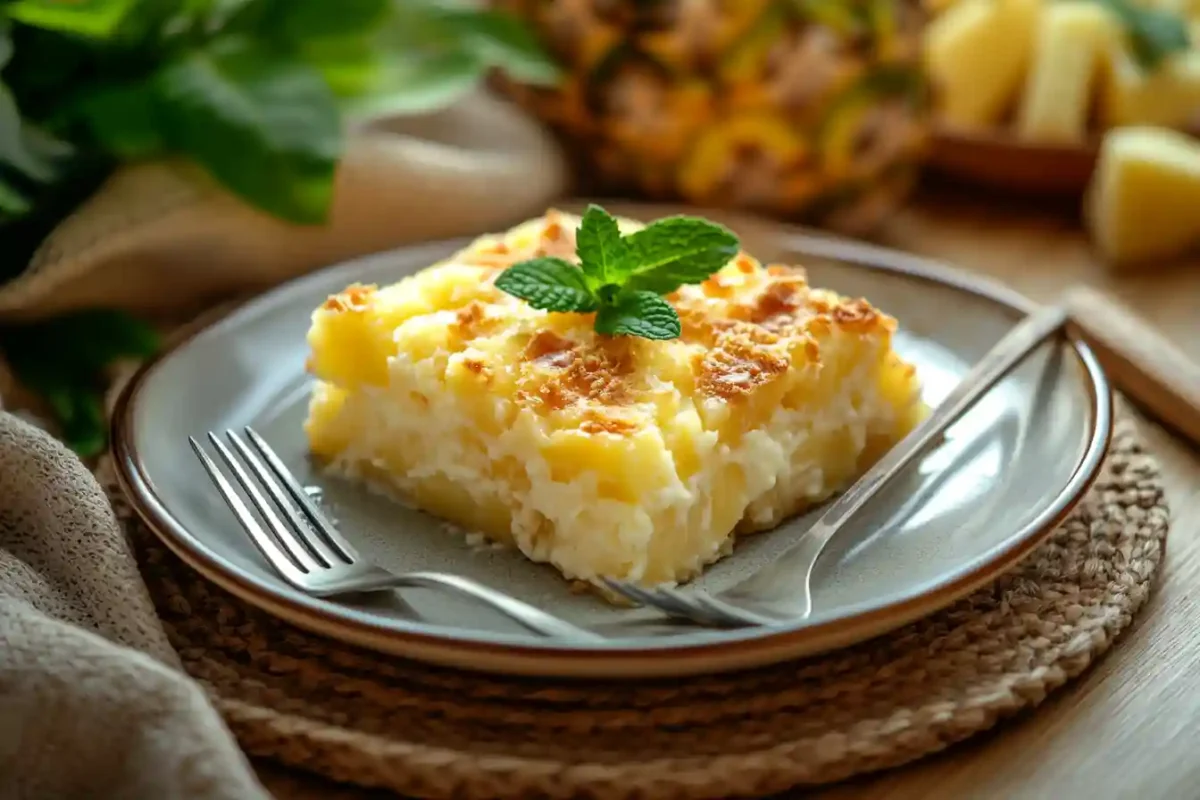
0, 94, 1171, 799
0, 90, 567, 323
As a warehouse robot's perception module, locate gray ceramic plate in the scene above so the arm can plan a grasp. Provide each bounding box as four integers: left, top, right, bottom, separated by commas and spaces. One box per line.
112, 217, 1112, 680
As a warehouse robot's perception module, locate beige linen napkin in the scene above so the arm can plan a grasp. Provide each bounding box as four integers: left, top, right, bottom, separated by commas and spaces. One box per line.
0, 92, 567, 798
0, 411, 270, 799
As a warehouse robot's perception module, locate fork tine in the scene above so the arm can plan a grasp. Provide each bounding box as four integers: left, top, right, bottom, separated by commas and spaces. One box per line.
648, 586, 740, 627
205, 432, 319, 573
602, 578, 762, 628
243, 426, 357, 561
687, 592, 774, 627
601, 579, 711, 624
225, 430, 340, 569
599, 578, 653, 607
189, 437, 310, 582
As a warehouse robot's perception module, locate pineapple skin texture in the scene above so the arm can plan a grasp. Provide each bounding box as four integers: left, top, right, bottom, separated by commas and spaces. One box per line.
305, 211, 925, 589
1086, 127, 1200, 266
490, 1, 930, 236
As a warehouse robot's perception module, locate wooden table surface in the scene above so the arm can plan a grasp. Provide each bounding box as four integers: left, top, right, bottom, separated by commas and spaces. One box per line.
258, 187, 1200, 799
814, 186, 1200, 800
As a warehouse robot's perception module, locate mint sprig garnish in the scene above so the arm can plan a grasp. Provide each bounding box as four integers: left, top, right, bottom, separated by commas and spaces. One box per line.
493, 205, 739, 340
492, 256, 598, 312
595, 291, 682, 339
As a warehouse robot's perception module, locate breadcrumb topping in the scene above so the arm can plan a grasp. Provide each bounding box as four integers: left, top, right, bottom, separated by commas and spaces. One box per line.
313, 210, 901, 435
697, 323, 790, 400
518, 336, 635, 411
322, 283, 376, 312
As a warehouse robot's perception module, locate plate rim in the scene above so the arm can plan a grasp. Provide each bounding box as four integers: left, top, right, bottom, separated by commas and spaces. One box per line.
110, 223, 1114, 679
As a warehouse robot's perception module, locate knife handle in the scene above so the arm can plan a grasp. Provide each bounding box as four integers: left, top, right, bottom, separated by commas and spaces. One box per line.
1063, 285, 1200, 449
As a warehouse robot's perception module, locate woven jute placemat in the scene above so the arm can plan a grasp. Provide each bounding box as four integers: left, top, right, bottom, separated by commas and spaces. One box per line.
106, 410, 1167, 800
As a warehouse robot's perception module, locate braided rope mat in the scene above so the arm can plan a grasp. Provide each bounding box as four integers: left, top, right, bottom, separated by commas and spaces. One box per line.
109, 411, 1167, 800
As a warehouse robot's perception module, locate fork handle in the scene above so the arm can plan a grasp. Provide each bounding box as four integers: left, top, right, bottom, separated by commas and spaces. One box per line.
397, 572, 605, 641
765, 304, 1071, 586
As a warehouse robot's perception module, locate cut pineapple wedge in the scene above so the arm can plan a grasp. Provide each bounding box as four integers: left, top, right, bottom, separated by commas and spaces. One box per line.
1016, 2, 1120, 143
303, 211, 925, 592
1086, 127, 1200, 266
924, 0, 1042, 129
1102, 49, 1200, 129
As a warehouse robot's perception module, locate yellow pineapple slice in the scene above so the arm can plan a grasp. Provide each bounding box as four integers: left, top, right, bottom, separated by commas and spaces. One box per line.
1102, 49, 1200, 129
1015, 2, 1120, 143
924, 0, 1043, 129
1086, 126, 1200, 266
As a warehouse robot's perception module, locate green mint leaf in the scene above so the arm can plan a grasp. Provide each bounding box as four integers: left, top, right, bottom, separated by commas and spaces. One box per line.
265, 0, 391, 42
620, 216, 740, 295
19, 122, 72, 163
297, 36, 378, 97
0, 80, 62, 182
594, 291, 681, 340
575, 204, 628, 286
5, 0, 141, 39
435, 7, 561, 85
154, 39, 342, 224
74, 81, 164, 159
494, 257, 598, 313
8, 309, 161, 370
0, 22, 12, 69
1092, 0, 1190, 71
0, 309, 161, 456
69, 309, 161, 364
0, 177, 30, 217
47, 383, 107, 458
495, 208, 740, 340
339, 50, 485, 118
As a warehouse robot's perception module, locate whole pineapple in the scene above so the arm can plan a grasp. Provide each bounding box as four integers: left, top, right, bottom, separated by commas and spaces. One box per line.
493, 0, 929, 235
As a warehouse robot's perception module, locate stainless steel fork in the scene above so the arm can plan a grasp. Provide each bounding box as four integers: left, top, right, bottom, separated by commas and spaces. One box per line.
189, 426, 600, 641
602, 304, 1071, 628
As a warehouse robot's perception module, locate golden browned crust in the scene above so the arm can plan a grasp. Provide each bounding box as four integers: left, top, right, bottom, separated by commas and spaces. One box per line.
831, 298, 884, 331
460, 359, 494, 388
579, 411, 640, 435
461, 208, 578, 268
321, 283, 376, 312
696, 323, 790, 400
517, 336, 635, 412
317, 210, 902, 430
454, 300, 501, 340
523, 330, 575, 364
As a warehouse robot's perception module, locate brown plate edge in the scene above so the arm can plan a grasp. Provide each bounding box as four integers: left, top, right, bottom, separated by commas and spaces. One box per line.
108, 207, 1115, 681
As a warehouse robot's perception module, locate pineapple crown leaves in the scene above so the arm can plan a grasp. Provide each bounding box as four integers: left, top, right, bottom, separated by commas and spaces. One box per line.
493, 205, 740, 340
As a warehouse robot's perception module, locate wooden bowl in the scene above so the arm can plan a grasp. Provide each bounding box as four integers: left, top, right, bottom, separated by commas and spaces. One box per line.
928, 126, 1100, 196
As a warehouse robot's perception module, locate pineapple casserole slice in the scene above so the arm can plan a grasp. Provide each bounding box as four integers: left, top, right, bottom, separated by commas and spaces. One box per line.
304, 209, 925, 591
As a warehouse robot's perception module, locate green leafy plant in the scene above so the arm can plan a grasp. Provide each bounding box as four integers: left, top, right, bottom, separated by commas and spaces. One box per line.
0, 0, 558, 231
0, 310, 159, 456
0, 0, 558, 455
1091, 0, 1190, 71
494, 205, 741, 341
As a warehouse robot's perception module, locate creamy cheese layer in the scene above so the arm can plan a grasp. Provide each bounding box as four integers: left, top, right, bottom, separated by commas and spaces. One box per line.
304, 210, 925, 589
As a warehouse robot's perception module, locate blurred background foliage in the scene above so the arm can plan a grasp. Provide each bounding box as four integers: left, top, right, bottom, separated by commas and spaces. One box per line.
0, 0, 558, 455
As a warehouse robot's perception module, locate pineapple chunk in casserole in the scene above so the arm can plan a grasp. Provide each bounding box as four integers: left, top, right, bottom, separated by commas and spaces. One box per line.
304, 210, 925, 591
